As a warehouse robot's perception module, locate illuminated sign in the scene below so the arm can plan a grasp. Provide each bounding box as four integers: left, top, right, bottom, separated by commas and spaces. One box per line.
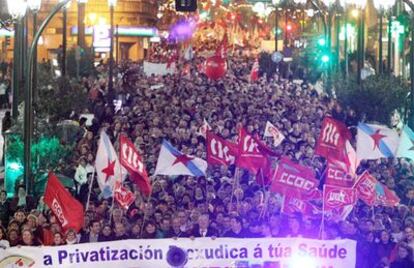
71, 26, 158, 37
93, 25, 110, 51
0, 29, 14, 37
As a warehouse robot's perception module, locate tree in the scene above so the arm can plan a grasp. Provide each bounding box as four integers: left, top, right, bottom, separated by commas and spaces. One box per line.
36, 72, 89, 123
66, 47, 96, 78
334, 74, 409, 125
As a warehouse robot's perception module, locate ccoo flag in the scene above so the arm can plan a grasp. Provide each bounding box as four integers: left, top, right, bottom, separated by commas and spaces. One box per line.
44, 172, 84, 232
357, 123, 400, 160
154, 140, 207, 177
396, 125, 414, 161
95, 131, 123, 198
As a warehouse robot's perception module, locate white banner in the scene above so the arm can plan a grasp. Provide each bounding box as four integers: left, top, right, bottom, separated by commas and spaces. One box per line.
143, 61, 176, 76
0, 238, 356, 268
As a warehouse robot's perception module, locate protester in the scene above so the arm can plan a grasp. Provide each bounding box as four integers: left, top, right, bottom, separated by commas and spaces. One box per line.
0, 39, 413, 268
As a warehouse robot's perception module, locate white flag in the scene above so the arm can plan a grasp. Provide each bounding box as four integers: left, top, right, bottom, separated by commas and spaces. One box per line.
264, 121, 285, 147
95, 131, 123, 198
356, 123, 400, 160
396, 125, 414, 161
154, 140, 207, 177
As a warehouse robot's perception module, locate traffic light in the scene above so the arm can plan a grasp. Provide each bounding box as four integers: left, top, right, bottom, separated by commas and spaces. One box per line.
321, 54, 330, 64
317, 37, 326, 47
175, 0, 197, 12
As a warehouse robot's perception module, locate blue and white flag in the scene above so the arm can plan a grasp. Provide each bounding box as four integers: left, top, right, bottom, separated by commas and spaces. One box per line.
357, 123, 399, 160
154, 140, 207, 177
396, 125, 414, 161
95, 131, 123, 198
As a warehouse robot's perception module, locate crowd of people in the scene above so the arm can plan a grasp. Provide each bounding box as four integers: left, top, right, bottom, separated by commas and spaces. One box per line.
0, 42, 414, 268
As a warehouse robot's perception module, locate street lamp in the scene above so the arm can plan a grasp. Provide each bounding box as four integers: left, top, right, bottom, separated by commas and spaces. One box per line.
321, 0, 337, 95
373, 0, 395, 74
24, 0, 72, 194
272, 0, 281, 51
402, 0, 414, 128
27, 0, 42, 103
59, 0, 71, 77
108, 0, 116, 103
77, 0, 87, 48
346, 0, 367, 85
7, 0, 27, 120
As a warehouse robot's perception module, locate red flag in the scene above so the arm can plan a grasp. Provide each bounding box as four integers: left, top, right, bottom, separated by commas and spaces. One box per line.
114, 181, 136, 210
236, 128, 267, 174
271, 157, 319, 196
354, 171, 378, 206
323, 185, 357, 210
44, 172, 84, 232
166, 49, 178, 69
325, 162, 355, 188
256, 158, 274, 186
206, 131, 238, 167
215, 33, 228, 59
315, 117, 351, 164
250, 58, 259, 82
119, 135, 151, 197
376, 183, 400, 207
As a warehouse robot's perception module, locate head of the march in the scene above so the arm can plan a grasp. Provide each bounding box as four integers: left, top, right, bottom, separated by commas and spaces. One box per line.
167, 246, 188, 268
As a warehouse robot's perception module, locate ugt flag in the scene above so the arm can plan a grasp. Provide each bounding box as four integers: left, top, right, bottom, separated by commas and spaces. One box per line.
114, 181, 136, 210
96, 131, 123, 198
396, 125, 414, 161
354, 171, 378, 206
323, 184, 357, 211
315, 117, 351, 163
357, 123, 399, 160
154, 140, 207, 177
44, 172, 84, 232
119, 135, 151, 197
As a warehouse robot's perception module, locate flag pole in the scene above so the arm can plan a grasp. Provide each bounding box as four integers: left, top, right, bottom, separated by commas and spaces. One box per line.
140, 178, 155, 238
259, 168, 268, 219
229, 167, 240, 212
85, 167, 96, 212
319, 185, 326, 239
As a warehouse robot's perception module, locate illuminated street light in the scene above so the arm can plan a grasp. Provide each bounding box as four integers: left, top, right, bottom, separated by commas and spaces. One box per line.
7, 0, 27, 19
27, 0, 41, 12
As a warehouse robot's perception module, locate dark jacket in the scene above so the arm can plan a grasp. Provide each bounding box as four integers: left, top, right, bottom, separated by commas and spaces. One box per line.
79, 233, 101, 243
165, 229, 189, 238
190, 225, 218, 238
9, 196, 36, 213
222, 229, 250, 238
390, 258, 414, 268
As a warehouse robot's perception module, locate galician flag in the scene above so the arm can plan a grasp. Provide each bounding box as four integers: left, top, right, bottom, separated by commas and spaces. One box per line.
356, 123, 400, 160
154, 140, 207, 177
95, 131, 123, 198
396, 125, 414, 161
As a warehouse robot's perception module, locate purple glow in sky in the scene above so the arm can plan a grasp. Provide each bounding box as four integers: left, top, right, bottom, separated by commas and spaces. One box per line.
168, 19, 197, 42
